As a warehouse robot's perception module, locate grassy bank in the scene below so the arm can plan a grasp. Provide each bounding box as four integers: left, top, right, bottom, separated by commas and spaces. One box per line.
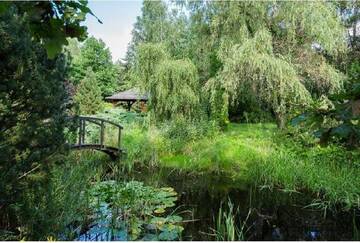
119, 116, 360, 209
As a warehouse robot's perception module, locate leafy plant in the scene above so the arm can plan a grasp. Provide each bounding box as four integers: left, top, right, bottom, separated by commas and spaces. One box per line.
0, 1, 99, 58
88, 180, 184, 240
292, 76, 360, 147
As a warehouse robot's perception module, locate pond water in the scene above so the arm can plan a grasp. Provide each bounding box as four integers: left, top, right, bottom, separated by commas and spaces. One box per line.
76, 165, 359, 241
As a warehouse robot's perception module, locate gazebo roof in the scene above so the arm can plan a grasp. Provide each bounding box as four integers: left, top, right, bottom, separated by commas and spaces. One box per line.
105, 88, 148, 102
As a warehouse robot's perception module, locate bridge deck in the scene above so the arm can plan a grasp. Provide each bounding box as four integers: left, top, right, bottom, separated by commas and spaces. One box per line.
68, 116, 124, 160
70, 144, 124, 160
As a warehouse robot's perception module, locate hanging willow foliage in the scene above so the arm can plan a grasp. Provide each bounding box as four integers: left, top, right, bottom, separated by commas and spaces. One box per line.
217, 29, 311, 128
275, 1, 347, 56
151, 59, 200, 121
203, 77, 229, 127
204, 1, 346, 128
294, 49, 344, 97
134, 43, 168, 91
134, 43, 200, 121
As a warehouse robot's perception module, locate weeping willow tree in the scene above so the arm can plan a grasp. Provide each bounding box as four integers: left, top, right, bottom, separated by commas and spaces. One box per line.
134, 43, 168, 87
152, 59, 200, 120
134, 43, 200, 121
213, 29, 311, 128
205, 1, 346, 128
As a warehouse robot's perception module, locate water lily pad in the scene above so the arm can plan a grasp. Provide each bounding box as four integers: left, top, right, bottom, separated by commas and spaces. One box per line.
154, 207, 166, 214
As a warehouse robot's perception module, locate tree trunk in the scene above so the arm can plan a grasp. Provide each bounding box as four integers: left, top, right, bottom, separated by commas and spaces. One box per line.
275, 112, 286, 129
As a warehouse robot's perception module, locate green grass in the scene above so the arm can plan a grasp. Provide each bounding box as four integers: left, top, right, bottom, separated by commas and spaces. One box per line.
121, 121, 360, 209
160, 123, 274, 178
84, 108, 360, 209
42, 151, 115, 240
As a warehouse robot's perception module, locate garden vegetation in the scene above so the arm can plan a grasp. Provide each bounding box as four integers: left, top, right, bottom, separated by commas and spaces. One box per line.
0, 0, 359, 240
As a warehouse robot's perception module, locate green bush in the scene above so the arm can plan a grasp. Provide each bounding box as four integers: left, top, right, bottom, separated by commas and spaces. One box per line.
160, 117, 219, 152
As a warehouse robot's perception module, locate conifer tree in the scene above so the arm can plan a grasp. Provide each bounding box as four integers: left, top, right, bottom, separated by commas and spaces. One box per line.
74, 69, 103, 115
70, 37, 120, 97
0, 9, 68, 238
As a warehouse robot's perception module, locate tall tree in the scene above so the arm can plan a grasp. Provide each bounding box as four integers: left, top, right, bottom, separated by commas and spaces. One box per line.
73, 69, 103, 115
0, 1, 97, 239
71, 37, 120, 96
0, 9, 69, 239
125, 0, 169, 66
205, 1, 347, 127
218, 29, 311, 128
127, 0, 348, 127
134, 43, 200, 121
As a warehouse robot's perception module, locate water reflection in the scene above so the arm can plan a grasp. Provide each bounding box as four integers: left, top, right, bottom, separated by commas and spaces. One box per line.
74, 166, 358, 240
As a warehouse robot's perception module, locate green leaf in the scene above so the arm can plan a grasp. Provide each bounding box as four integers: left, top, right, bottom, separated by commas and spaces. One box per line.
44, 36, 68, 59
154, 207, 165, 214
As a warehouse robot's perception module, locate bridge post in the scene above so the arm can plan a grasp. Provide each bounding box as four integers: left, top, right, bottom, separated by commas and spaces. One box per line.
81, 119, 86, 144
118, 127, 122, 151
78, 118, 82, 146
100, 121, 104, 148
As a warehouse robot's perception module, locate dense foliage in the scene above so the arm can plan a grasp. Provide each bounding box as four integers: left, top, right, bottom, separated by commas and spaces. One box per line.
0, 9, 68, 239
217, 29, 311, 128
293, 61, 360, 146
73, 69, 103, 115
0, 1, 98, 58
134, 43, 200, 121
70, 37, 121, 97
1, 0, 359, 240
127, 1, 348, 129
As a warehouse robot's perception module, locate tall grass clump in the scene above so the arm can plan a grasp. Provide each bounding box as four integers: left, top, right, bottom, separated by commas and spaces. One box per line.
49, 151, 113, 239
250, 135, 360, 210
212, 199, 251, 241
8, 150, 112, 240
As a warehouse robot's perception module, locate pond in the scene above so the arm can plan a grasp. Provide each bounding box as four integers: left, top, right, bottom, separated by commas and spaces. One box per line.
74, 165, 359, 241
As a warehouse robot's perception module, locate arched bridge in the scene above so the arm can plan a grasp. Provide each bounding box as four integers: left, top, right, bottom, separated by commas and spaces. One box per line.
68, 116, 124, 160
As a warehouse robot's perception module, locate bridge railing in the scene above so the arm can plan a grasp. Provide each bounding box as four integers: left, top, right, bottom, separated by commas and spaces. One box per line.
67, 115, 123, 154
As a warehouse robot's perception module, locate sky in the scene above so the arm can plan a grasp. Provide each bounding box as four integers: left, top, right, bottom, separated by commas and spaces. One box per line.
84, 1, 143, 62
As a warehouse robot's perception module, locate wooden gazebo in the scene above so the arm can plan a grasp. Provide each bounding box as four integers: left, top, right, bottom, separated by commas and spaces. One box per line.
105, 88, 148, 111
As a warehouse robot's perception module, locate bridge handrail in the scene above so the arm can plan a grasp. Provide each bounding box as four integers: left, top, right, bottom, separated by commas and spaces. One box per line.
66, 115, 124, 159
71, 115, 123, 129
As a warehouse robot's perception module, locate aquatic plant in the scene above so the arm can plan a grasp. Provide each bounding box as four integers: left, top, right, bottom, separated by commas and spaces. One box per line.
88, 180, 184, 240
212, 199, 252, 241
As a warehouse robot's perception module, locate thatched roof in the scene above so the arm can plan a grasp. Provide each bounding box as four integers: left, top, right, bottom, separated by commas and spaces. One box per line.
105, 88, 148, 102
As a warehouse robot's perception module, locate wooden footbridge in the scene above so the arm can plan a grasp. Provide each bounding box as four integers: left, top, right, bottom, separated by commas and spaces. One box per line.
68, 116, 124, 160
